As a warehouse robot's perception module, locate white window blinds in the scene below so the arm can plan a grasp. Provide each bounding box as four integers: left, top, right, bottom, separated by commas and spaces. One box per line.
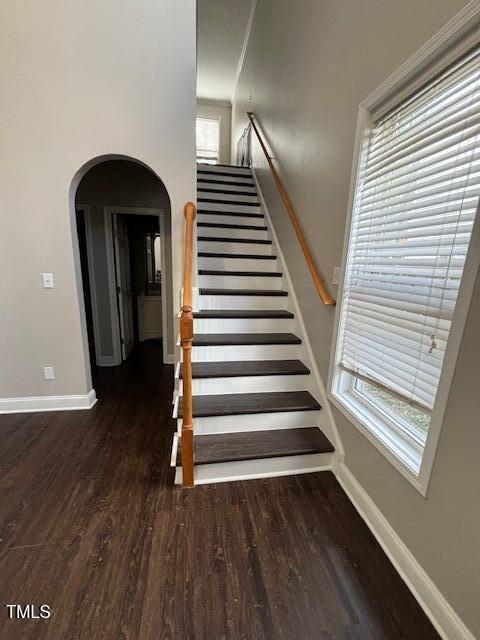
196, 117, 220, 163
338, 47, 480, 412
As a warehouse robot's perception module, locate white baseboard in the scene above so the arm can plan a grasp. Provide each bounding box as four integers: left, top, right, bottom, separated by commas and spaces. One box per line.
0, 389, 97, 414
164, 353, 175, 365
336, 463, 475, 640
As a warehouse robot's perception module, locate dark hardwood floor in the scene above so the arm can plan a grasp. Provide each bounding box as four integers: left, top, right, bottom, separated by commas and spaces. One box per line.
0, 343, 439, 639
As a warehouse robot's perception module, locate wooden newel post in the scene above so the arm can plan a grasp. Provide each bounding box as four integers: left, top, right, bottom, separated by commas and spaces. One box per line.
181, 202, 196, 487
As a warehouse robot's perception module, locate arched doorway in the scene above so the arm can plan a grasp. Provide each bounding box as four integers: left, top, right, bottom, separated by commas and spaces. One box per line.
71, 157, 173, 382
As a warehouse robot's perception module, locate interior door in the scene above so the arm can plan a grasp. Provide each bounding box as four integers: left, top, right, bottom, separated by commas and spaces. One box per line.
113, 215, 134, 360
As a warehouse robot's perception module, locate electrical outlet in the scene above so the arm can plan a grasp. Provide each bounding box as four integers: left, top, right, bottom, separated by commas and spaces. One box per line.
333, 266, 341, 286
42, 273, 54, 288
43, 366, 55, 380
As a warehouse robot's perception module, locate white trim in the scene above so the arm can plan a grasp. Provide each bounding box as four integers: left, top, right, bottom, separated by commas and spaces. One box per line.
103, 206, 170, 364
251, 167, 344, 463
170, 433, 179, 467
176, 452, 334, 486
164, 353, 175, 365
231, 0, 258, 103
328, 4, 480, 496
336, 464, 476, 640
0, 389, 97, 414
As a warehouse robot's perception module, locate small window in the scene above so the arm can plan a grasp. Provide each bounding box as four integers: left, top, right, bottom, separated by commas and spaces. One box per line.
332, 46, 480, 481
196, 116, 220, 164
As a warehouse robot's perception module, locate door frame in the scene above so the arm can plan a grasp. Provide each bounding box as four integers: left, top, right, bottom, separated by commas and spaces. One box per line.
112, 214, 135, 361
103, 206, 167, 364
75, 204, 110, 367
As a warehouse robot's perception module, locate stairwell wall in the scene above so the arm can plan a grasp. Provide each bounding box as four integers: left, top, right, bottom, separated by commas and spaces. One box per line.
0, 0, 196, 399
232, 1, 480, 636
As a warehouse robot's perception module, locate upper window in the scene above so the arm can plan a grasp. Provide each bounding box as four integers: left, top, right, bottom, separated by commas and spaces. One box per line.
332, 47, 480, 483
196, 116, 220, 164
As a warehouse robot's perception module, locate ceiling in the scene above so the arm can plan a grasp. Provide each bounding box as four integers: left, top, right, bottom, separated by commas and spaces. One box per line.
197, 0, 255, 103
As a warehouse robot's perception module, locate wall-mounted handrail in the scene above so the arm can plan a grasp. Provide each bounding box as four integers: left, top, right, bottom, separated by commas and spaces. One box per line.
180, 201, 196, 486
246, 112, 336, 306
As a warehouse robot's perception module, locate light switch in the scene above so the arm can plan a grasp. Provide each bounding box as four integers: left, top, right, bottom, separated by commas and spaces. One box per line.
333, 267, 341, 286
42, 273, 54, 288
43, 366, 55, 380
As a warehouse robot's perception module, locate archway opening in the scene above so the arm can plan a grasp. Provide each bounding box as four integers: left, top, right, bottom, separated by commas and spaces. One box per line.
72, 157, 173, 385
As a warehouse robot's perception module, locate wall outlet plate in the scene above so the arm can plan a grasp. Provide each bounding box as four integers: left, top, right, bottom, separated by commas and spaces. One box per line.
43, 366, 55, 380
42, 273, 54, 288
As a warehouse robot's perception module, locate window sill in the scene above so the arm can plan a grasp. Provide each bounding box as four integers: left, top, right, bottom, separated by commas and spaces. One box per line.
329, 388, 428, 496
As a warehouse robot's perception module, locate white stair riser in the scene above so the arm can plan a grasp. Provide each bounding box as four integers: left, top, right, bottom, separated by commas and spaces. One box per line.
176, 410, 321, 434
180, 374, 312, 396
198, 275, 282, 289
198, 240, 272, 255
197, 213, 264, 226
175, 452, 334, 485
197, 164, 251, 176
197, 191, 259, 204
197, 181, 257, 194
197, 175, 254, 186
197, 202, 261, 214
188, 343, 299, 361
198, 226, 268, 240
193, 317, 293, 333
198, 257, 278, 271
199, 294, 287, 310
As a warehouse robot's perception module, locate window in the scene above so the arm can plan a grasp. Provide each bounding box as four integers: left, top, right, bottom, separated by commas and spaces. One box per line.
196, 116, 220, 164
332, 45, 480, 485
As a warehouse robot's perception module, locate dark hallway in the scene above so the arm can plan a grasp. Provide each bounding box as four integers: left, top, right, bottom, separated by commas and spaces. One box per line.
0, 342, 438, 639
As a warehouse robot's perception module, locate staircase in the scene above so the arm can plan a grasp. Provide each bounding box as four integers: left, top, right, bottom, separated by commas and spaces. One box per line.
172, 163, 336, 485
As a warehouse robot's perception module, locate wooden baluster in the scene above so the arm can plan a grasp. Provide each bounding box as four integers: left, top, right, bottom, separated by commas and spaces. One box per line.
180, 201, 196, 487
246, 112, 336, 306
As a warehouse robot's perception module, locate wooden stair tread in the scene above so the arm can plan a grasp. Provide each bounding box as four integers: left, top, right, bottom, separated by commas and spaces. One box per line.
198, 252, 276, 259
198, 198, 259, 207
197, 169, 253, 178
178, 391, 321, 418
197, 210, 263, 219
180, 359, 310, 379
193, 310, 293, 319
199, 288, 287, 296
197, 187, 258, 196
197, 222, 267, 231
197, 163, 251, 170
197, 179, 255, 188
198, 236, 272, 245
192, 333, 301, 346
177, 427, 334, 465
198, 270, 282, 277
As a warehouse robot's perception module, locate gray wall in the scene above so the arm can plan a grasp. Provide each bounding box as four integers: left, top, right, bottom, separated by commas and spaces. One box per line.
76, 160, 174, 360
232, 1, 480, 636
0, 0, 196, 399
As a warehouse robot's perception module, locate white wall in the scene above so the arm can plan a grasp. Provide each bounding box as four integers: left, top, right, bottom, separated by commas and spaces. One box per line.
197, 99, 232, 163
0, 0, 196, 399
232, 1, 480, 637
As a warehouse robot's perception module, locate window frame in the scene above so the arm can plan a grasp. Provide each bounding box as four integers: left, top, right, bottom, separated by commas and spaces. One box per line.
196, 115, 220, 164
328, 7, 480, 496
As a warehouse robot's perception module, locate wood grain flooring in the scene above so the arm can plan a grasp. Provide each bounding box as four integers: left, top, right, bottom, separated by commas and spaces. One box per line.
0, 342, 439, 639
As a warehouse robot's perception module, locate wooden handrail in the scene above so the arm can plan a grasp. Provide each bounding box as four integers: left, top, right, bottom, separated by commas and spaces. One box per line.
246, 112, 336, 305
180, 201, 196, 486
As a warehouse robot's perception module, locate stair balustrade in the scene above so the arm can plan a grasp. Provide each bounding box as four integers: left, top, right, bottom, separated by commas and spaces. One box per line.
180, 201, 196, 486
